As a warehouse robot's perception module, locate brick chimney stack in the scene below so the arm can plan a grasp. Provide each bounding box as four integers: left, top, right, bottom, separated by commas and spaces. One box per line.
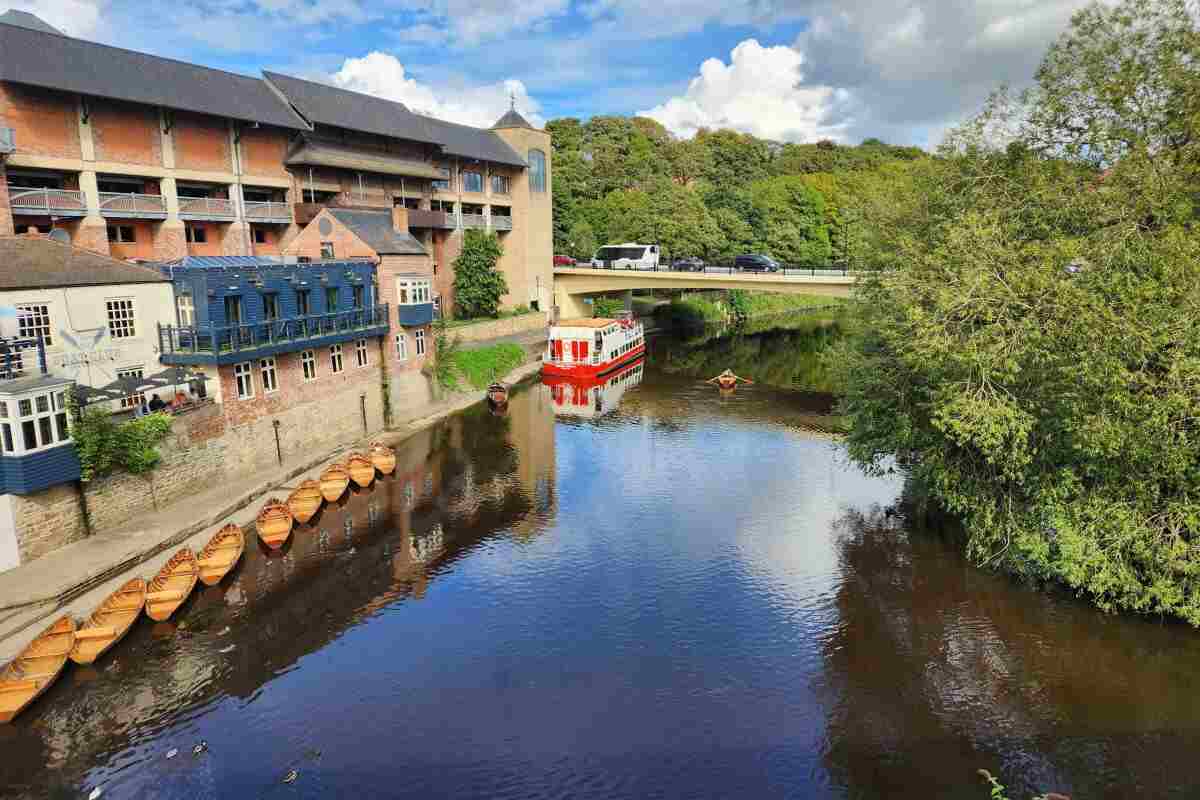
391, 204, 409, 234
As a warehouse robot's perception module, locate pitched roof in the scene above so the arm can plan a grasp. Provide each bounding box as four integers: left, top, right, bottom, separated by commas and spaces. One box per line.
492, 109, 534, 130
0, 237, 170, 290
0, 10, 64, 34
0, 22, 308, 130
326, 209, 428, 256
264, 71, 442, 146
285, 138, 444, 179
424, 116, 527, 167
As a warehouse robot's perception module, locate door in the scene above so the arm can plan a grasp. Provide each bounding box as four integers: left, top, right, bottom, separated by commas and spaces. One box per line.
552, 340, 563, 361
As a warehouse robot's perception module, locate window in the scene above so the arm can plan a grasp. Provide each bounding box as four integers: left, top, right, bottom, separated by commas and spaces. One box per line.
296, 289, 311, 317
490, 174, 510, 195
355, 338, 369, 368
224, 295, 243, 325
107, 225, 135, 243
329, 344, 344, 374
9, 389, 70, 454
320, 241, 335, 259
325, 286, 338, 312
352, 285, 365, 310
106, 299, 136, 339
396, 278, 431, 305
462, 170, 483, 193
234, 362, 255, 400
415, 328, 426, 356
176, 293, 194, 326
185, 224, 207, 243
263, 293, 280, 322
116, 367, 144, 409
260, 357, 278, 393
15, 303, 52, 347
432, 166, 451, 191
253, 228, 268, 245
396, 333, 408, 361
529, 149, 547, 193
301, 349, 317, 381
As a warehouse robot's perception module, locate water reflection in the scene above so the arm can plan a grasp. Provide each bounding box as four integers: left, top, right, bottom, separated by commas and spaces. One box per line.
543, 358, 644, 419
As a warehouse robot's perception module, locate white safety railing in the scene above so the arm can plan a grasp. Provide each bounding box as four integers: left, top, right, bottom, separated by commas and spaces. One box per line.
98, 192, 167, 216
243, 200, 291, 221
8, 187, 86, 214
178, 196, 235, 218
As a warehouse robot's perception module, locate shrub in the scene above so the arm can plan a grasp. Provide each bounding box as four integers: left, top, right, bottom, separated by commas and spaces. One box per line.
452, 230, 508, 318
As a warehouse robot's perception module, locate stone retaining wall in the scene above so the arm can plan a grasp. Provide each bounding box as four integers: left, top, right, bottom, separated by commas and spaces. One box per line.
450, 312, 545, 343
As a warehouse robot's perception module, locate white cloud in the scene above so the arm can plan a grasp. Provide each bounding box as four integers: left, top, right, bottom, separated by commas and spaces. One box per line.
638, 39, 848, 142
331, 51, 545, 129
389, 0, 569, 44
2, 0, 104, 37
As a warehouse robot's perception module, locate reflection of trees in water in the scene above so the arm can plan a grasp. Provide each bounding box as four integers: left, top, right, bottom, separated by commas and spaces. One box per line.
821, 507, 1200, 800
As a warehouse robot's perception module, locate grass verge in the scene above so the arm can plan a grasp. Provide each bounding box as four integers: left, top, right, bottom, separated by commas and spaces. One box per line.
443, 343, 527, 390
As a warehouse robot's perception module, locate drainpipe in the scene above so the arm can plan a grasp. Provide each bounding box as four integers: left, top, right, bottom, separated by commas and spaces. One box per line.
272, 419, 282, 465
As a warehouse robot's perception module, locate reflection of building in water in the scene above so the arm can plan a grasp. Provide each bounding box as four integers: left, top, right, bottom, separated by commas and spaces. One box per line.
543, 358, 643, 419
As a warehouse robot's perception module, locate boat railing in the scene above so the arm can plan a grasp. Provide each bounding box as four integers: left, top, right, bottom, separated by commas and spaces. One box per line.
159, 304, 389, 357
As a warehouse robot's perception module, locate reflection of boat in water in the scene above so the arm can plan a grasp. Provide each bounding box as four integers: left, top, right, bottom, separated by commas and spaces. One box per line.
543, 357, 644, 418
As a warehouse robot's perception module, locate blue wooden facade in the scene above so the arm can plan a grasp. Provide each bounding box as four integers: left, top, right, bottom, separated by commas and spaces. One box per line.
0, 444, 81, 495
0, 370, 81, 496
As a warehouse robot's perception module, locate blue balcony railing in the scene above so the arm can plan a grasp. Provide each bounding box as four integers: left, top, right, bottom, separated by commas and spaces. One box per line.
158, 304, 389, 365
397, 302, 435, 327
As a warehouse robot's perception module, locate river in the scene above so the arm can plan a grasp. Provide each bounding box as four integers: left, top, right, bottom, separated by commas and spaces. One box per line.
2, 316, 1198, 799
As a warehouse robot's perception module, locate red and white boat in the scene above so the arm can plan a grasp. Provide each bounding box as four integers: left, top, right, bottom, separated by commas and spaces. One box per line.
543, 312, 645, 379
543, 358, 644, 419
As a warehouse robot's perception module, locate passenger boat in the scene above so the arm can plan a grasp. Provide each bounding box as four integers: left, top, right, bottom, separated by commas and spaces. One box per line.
487, 382, 509, 408
346, 453, 376, 488
369, 442, 396, 475
145, 548, 199, 621
543, 357, 644, 419
197, 525, 244, 585
0, 615, 76, 722
69, 578, 146, 665
256, 498, 293, 550
287, 480, 324, 524
543, 311, 645, 379
320, 463, 350, 502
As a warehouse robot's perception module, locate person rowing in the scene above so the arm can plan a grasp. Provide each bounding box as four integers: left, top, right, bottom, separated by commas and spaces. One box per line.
707, 369, 753, 389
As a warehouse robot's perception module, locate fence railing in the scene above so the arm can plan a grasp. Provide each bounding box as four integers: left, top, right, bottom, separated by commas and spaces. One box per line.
158, 304, 389, 358
98, 192, 167, 217
461, 213, 487, 229
242, 200, 291, 221
8, 187, 87, 215
491, 215, 513, 231
555, 261, 857, 277
178, 196, 235, 219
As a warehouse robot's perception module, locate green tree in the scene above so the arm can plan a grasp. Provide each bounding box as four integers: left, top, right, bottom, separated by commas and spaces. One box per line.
452, 230, 508, 318
748, 176, 832, 263
567, 218, 598, 261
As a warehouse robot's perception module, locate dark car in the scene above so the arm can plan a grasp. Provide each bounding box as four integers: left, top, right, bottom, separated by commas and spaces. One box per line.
672, 257, 705, 271
735, 254, 780, 272
553, 254, 576, 266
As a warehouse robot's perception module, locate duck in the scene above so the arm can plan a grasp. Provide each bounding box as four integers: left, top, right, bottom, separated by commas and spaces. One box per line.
283, 769, 298, 784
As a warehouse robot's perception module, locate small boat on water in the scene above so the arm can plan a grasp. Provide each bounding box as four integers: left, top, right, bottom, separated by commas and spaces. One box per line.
487, 382, 509, 408
319, 463, 350, 502
197, 525, 244, 585
708, 369, 752, 390
0, 615, 76, 722
256, 499, 293, 550
146, 549, 199, 621
287, 480, 324, 524
346, 453, 376, 488
369, 443, 396, 475
69, 578, 146, 665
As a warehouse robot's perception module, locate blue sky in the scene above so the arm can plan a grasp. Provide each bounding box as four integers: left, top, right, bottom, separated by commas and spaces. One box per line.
7, 1, 1096, 147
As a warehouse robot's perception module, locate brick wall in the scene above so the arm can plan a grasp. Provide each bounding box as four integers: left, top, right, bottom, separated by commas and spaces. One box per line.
172, 112, 232, 173
450, 311, 545, 342
91, 101, 161, 166
0, 83, 81, 160
107, 220, 158, 260
12, 482, 87, 563
0, 162, 13, 238
284, 209, 378, 260
240, 126, 291, 179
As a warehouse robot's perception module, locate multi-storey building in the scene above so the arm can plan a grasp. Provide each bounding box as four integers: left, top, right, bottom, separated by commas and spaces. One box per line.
0, 11, 553, 317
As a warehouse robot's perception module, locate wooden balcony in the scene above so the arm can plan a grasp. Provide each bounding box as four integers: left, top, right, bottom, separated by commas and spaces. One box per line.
407, 209, 455, 229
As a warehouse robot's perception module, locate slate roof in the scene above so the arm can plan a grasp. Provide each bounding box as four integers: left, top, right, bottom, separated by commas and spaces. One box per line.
326, 209, 428, 256
264, 71, 442, 146
0, 10, 64, 34
424, 117, 527, 167
492, 109, 535, 130
0, 21, 308, 130
0, 237, 170, 290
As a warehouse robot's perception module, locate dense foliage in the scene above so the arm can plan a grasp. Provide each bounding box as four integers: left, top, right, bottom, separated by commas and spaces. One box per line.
832, 0, 1200, 622
547, 116, 925, 265
451, 230, 508, 318
70, 393, 174, 481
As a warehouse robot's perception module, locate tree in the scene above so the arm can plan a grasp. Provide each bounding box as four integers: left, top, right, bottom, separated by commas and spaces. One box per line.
567, 219, 598, 261
748, 176, 832, 263
452, 230, 507, 318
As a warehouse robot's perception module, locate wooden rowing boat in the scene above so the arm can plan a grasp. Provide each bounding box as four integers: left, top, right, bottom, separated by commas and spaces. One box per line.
319, 463, 350, 502
346, 453, 376, 488
287, 480, 324, 524
197, 525, 244, 586
487, 382, 509, 407
0, 615, 76, 722
369, 442, 396, 475
145, 549, 199, 621
256, 498, 293, 550
69, 578, 145, 665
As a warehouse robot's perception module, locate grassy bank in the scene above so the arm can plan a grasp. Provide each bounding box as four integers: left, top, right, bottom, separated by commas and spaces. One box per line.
729, 291, 845, 317
442, 343, 526, 390
655, 291, 845, 328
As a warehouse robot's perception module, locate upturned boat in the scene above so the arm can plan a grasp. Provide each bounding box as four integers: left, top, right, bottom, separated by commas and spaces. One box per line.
197, 525, 244, 585
487, 382, 509, 408
256, 498, 293, 550
0, 615, 76, 722
69, 578, 145, 665
287, 480, 324, 524
319, 463, 350, 502
368, 442, 396, 475
346, 453, 376, 488
146, 548, 199, 621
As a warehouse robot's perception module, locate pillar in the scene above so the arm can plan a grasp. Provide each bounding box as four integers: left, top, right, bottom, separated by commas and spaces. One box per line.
0, 161, 14, 237
153, 175, 187, 261
621, 289, 633, 312
68, 169, 110, 255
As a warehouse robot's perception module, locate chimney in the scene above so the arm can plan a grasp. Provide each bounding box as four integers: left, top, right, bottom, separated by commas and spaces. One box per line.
391, 204, 409, 234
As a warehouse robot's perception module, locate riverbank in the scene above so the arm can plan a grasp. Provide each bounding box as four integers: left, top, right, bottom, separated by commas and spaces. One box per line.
654, 291, 845, 327
0, 355, 545, 663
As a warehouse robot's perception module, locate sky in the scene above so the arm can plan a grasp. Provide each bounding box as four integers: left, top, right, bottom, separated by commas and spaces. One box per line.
3, 0, 1099, 148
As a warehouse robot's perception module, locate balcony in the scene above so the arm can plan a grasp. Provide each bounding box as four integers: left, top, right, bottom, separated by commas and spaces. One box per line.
407, 209, 455, 229
158, 304, 389, 365
244, 201, 292, 224
461, 213, 487, 229
8, 187, 87, 217
178, 196, 235, 221
99, 192, 167, 219
397, 302, 435, 327
0, 127, 13, 154
491, 215, 513, 231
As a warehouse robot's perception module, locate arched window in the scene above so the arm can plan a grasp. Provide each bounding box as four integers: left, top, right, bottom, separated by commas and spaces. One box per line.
529, 149, 547, 193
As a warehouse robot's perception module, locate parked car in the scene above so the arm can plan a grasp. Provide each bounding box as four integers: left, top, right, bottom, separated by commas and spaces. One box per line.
734, 254, 780, 273
672, 257, 705, 272
553, 255, 577, 266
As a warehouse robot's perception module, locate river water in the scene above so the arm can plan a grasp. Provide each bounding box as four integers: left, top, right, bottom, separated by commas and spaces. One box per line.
3, 317, 1199, 799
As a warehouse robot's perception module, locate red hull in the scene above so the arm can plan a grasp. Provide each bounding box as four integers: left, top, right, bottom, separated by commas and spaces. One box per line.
542, 343, 646, 379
